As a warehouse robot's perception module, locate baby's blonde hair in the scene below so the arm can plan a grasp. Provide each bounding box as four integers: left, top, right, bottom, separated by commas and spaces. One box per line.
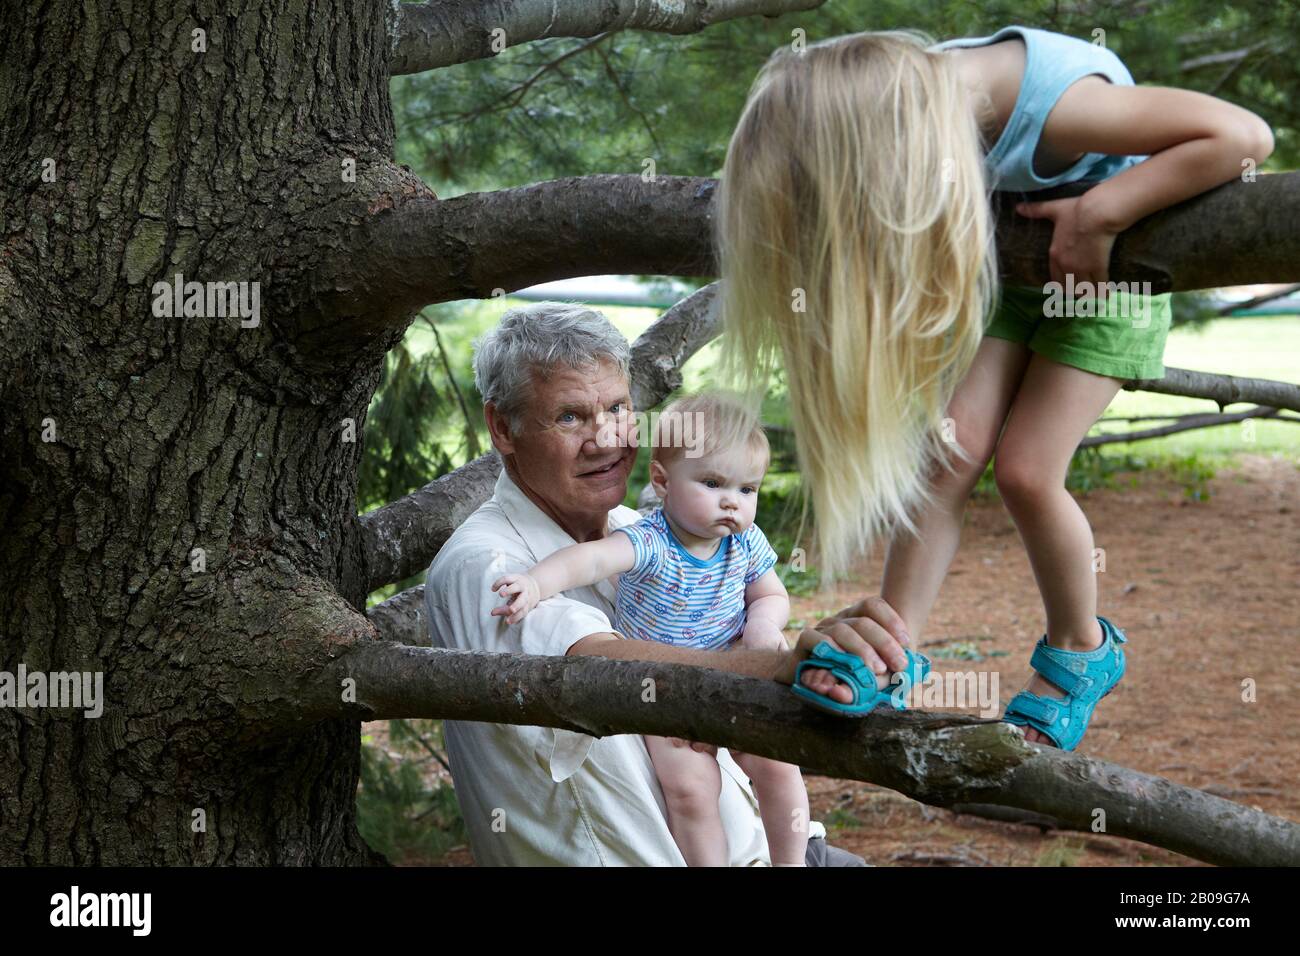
715, 28, 997, 577
651, 391, 770, 471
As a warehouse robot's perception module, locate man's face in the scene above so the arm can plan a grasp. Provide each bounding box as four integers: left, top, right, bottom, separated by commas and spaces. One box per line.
493, 359, 638, 526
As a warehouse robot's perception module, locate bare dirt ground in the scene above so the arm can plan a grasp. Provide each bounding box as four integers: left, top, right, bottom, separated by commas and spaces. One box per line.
374, 453, 1300, 866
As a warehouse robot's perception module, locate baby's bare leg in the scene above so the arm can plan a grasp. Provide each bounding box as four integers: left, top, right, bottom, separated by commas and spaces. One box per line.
644, 734, 727, 866
731, 751, 809, 865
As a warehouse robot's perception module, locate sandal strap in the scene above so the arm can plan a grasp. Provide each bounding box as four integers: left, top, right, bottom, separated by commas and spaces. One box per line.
883, 650, 931, 710
795, 641, 876, 709
1027, 639, 1095, 698
1003, 690, 1061, 727
794, 643, 930, 712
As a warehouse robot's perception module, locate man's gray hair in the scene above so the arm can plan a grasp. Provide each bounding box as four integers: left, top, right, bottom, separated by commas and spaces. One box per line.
473, 301, 631, 431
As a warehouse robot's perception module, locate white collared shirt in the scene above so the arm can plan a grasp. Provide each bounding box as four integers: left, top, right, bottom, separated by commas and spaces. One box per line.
424, 468, 787, 866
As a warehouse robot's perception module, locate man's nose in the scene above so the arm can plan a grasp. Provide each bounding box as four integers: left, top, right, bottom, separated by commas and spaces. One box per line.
589, 411, 618, 450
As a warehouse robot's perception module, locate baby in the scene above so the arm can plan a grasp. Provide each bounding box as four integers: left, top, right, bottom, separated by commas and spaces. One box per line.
491, 392, 809, 866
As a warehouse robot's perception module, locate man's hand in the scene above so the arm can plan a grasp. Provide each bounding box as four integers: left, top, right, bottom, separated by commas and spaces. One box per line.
1016, 194, 1120, 288
490, 573, 542, 625
782, 596, 913, 705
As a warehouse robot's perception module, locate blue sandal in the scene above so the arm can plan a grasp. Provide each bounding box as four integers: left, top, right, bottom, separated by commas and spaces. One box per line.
1002, 615, 1128, 751
792, 640, 932, 716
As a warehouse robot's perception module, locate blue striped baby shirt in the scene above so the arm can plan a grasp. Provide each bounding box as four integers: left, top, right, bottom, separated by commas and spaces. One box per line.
613, 508, 780, 650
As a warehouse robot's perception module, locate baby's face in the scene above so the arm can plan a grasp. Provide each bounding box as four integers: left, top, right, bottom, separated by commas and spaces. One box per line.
658, 444, 767, 540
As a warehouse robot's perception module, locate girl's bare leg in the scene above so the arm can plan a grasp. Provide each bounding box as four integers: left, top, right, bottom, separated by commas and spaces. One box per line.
992, 354, 1123, 745
881, 337, 1032, 644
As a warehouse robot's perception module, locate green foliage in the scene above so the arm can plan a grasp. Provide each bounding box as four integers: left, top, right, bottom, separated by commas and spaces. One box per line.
357, 719, 466, 864
1168, 452, 1218, 500
358, 335, 455, 514
392, 0, 1296, 201
823, 807, 867, 830
1171, 290, 1231, 330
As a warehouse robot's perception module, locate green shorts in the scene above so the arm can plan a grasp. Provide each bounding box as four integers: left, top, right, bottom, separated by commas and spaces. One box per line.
984, 283, 1172, 381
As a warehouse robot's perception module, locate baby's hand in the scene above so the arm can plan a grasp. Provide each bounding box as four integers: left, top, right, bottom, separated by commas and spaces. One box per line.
491, 573, 541, 625
741, 618, 787, 652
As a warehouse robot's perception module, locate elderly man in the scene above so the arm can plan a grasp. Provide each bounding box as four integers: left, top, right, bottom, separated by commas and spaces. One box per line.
424, 301, 911, 866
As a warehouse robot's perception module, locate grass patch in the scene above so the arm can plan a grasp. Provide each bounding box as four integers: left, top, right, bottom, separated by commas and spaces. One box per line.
822, 807, 867, 830
1034, 838, 1087, 867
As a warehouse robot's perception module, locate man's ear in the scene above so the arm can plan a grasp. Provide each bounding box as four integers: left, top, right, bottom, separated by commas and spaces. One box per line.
649, 458, 670, 499
484, 402, 516, 456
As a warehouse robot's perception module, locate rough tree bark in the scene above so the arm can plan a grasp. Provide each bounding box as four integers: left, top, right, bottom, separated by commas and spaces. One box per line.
2, 0, 1296, 866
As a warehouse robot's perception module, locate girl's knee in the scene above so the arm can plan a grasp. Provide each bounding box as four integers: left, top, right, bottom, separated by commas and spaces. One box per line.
933, 440, 992, 495
993, 449, 1054, 506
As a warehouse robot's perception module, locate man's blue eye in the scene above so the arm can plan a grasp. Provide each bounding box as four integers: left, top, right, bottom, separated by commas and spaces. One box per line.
559, 412, 576, 423
610, 403, 623, 414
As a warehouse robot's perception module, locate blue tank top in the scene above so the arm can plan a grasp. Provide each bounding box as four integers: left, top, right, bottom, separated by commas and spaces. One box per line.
929, 25, 1148, 192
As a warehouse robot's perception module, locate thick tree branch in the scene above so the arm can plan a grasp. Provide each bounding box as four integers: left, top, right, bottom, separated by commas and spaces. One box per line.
389, 0, 825, 75
316, 176, 717, 333
993, 173, 1300, 292
366, 584, 429, 647
318, 172, 1299, 353
628, 281, 721, 411
314, 641, 1300, 866
357, 452, 502, 593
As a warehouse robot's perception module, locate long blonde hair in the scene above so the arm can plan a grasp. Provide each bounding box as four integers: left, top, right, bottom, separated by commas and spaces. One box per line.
715, 29, 998, 578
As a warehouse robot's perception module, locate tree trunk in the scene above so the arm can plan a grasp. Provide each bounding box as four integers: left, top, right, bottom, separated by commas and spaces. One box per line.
0, 0, 413, 864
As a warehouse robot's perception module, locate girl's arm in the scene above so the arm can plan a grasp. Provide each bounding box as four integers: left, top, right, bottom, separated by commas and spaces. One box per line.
491, 532, 636, 625
1017, 80, 1274, 284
